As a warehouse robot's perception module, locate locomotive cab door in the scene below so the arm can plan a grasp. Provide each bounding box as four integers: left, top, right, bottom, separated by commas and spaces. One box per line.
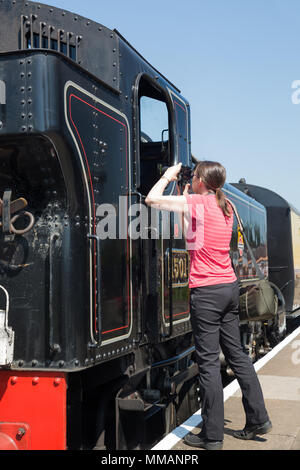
134, 75, 191, 342
65, 82, 132, 349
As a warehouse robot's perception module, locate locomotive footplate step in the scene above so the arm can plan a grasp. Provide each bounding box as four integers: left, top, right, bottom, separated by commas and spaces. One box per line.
153, 326, 300, 451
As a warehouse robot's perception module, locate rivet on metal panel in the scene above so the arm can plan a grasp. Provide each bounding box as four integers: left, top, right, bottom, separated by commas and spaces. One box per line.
53, 378, 61, 387
11, 376, 18, 385
32, 377, 39, 385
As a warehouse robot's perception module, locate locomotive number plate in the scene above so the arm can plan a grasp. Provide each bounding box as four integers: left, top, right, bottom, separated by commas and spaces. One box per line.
166, 249, 189, 287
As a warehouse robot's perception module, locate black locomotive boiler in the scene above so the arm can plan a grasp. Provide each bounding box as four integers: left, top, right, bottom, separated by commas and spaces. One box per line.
0, 0, 292, 450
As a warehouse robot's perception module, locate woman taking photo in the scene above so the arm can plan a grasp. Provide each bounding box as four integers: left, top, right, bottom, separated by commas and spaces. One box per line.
145, 161, 272, 450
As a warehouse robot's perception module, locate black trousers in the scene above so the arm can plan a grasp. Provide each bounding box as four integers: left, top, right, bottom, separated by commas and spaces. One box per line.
190, 280, 269, 441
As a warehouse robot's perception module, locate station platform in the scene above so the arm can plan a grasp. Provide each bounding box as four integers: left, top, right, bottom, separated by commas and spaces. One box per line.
153, 325, 300, 451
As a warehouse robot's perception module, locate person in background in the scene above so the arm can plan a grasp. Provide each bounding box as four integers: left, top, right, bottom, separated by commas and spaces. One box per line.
145, 161, 272, 450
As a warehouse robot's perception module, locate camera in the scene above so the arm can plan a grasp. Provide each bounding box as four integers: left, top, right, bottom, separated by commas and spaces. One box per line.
178, 165, 193, 184
160, 165, 193, 186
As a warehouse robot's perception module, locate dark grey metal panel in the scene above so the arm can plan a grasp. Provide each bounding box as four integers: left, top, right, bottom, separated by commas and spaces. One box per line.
0, 0, 120, 92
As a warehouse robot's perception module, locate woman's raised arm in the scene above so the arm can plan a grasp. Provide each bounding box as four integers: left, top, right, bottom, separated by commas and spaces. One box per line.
145, 163, 188, 213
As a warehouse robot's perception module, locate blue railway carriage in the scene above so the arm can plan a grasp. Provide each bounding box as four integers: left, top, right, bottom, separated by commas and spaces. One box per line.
233, 181, 300, 330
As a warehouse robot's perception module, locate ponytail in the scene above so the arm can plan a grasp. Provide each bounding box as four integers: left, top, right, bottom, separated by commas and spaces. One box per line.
215, 188, 232, 218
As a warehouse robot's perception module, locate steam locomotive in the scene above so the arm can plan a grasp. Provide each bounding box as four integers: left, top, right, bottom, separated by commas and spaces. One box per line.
0, 0, 298, 450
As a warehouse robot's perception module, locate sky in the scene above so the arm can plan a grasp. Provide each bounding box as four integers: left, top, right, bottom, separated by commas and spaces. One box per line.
38, 0, 300, 208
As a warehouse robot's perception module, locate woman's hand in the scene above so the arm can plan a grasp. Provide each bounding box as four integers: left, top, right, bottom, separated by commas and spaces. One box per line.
145, 162, 187, 213
163, 163, 182, 182
183, 183, 191, 196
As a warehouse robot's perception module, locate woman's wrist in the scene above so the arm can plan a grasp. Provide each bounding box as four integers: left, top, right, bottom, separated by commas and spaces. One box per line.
161, 175, 171, 183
